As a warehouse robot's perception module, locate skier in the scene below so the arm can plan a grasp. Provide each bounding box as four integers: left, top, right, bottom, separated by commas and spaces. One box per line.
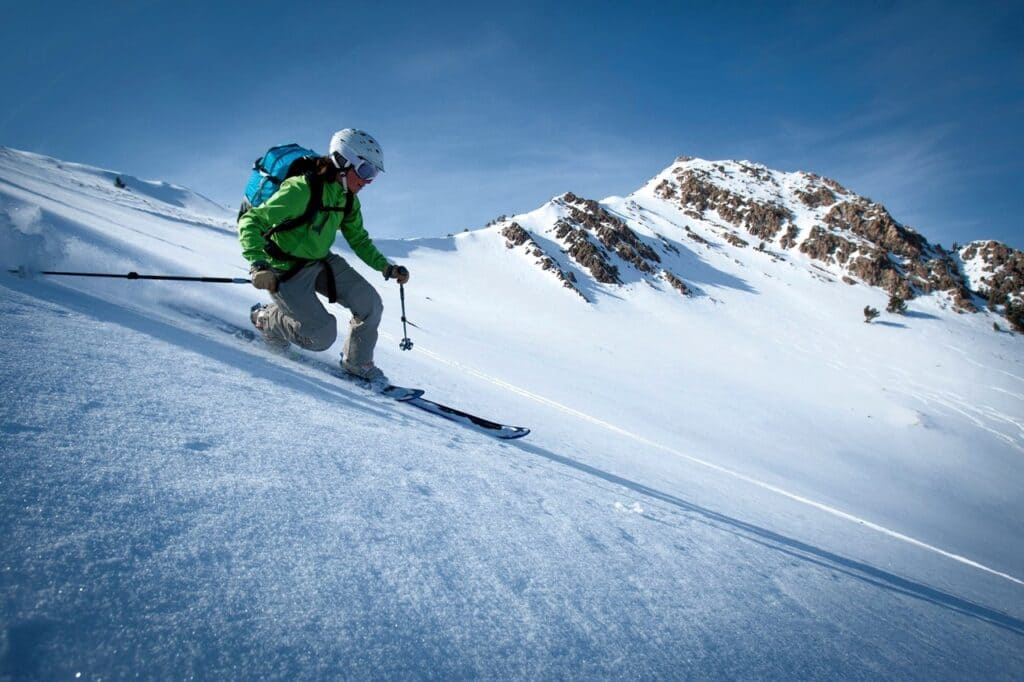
238, 128, 409, 390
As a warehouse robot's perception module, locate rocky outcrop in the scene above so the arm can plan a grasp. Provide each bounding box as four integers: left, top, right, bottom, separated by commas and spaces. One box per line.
663, 270, 690, 296
847, 251, 915, 300
823, 200, 926, 260
501, 157, 1014, 318
499, 192, 692, 300
501, 222, 532, 248
500, 222, 589, 301
653, 166, 794, 242
797, 221, 974, 307
795, 186, 836, 209
554, 218, 622, 285
684, 226, 711, 246
555, 193, 691, 296
799, 226, 861, 266
905, 255, 977, 311
655, 160, 980, 310
962, 241, 1024, 307
779, 225, 800, 250
559, 193, 660, 273
806, 198, 978, 310
723, 232, 749, 249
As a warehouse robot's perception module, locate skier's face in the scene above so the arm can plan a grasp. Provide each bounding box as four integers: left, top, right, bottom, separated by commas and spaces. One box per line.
343, 166, 372, 194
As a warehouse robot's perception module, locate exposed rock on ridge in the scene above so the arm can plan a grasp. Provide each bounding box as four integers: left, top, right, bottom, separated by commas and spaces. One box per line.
655, 164, 794, 242
498, 192, 692, 299
501, 222, 589, 301
653, 158, 989, 313
495, 155, 1020, 325
961, 241, 1024, 306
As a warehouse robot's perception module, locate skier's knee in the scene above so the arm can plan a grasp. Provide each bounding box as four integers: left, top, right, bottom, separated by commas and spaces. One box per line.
355, 288, 383, 326
368, 290, 383, 324
298, 320, 337, 351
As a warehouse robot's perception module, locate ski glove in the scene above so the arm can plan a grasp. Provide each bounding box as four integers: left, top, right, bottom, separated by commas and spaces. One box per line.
383, 264, 410, 285
250, 262, 279, 293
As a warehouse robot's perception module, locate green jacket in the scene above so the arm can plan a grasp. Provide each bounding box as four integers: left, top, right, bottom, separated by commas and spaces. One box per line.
238, 175, 389, 273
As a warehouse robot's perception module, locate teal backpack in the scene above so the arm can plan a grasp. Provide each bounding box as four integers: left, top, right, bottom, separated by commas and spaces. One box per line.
240, 143, 354, 283
243, 143, 319, 208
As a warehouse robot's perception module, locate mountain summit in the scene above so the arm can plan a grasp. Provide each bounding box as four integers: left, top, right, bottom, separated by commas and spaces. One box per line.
492, 156, 1022, 328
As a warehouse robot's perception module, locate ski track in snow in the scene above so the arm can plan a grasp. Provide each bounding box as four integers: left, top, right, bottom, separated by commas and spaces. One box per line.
899, 386, 1024, 450
789, 331, 1024, 453
405, 339, 1024, 588
942, 341, 1024, 384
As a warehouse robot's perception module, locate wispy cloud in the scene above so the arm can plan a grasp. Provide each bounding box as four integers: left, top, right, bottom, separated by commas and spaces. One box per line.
388, 33, 509, 82
370, 124, 672, 238
724, 108, 963, 231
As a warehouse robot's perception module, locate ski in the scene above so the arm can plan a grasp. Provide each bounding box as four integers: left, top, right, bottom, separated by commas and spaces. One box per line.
171, 305, 529, 438
171, 306, 423, 401
402, 397, 530, 440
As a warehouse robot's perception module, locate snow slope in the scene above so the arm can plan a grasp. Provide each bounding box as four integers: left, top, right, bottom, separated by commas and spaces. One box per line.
1, 147, 1022, 679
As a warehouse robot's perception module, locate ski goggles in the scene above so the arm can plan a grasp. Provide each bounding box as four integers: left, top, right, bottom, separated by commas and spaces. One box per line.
331, 151, 379, 182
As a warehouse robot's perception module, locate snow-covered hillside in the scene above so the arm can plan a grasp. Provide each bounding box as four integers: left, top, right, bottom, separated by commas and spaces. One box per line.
1, 147, 1022, 679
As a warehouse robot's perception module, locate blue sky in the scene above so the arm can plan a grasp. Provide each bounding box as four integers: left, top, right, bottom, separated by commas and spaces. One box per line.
2, 1, 1021, 249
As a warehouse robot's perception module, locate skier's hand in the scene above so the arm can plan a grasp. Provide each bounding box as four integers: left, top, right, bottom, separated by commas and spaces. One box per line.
384, 264, 410, 285
250, 262, 279, 293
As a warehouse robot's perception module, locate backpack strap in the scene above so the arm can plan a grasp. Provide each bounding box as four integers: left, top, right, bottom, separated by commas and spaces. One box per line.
263, 173, 327, 242
261, 174, 354, 282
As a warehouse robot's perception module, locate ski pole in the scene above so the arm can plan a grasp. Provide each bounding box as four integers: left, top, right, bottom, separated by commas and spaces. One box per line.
398, 283, 414, 351
7, 267, 251, 284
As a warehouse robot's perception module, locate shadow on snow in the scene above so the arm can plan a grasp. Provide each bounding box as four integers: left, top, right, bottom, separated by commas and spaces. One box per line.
2, 275, 394, 424
508, 439, 1024, 638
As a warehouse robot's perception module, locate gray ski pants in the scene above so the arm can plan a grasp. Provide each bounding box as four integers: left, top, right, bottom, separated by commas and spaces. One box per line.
262, 253, 383, 366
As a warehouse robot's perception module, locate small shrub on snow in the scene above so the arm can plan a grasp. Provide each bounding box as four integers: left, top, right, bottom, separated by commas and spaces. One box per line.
887, 294, 907, 315
1007, 301, 1024, 333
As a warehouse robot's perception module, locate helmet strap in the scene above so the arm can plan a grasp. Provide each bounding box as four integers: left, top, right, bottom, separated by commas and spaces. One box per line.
331, 151, 351, 171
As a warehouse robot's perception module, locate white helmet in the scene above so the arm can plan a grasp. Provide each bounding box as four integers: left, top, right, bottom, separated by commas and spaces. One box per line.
329, 128, 385, 174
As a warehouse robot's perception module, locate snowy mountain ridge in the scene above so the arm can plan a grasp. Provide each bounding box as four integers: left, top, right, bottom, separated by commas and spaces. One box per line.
1, 145, 1023, 678
492, 154, 1022, 326
0, 147, 230, 228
